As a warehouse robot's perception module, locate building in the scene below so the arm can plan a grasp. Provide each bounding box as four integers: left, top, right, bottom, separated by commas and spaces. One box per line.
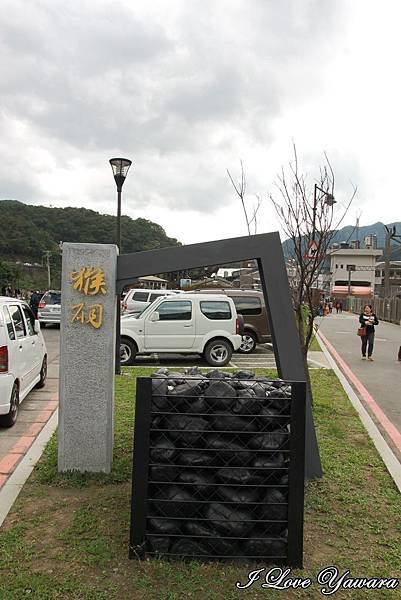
374, 260, 401, 297
329, 247, 383, 298
137, 275, 168, 290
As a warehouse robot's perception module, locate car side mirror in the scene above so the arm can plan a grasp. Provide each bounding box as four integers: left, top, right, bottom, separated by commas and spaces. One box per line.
34, 320, 41, 334
149, 312, 160, 322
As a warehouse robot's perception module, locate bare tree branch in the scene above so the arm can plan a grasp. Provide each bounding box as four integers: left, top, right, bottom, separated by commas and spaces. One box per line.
268, 146, 355, 402
227, 161, 263, 236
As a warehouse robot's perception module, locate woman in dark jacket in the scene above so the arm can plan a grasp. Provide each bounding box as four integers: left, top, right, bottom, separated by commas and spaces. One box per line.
359, 304, 379, 361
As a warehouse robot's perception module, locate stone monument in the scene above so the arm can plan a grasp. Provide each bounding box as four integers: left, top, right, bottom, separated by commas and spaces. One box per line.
58, 243, 118, 473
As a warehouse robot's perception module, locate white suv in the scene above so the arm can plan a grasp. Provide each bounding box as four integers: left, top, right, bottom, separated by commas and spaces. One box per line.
122, 288, 179, 315
0, 297, 47, 427
120, 293, 242, 367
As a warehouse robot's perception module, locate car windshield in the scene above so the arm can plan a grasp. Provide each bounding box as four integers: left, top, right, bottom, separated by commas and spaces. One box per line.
42, 292, 61, 305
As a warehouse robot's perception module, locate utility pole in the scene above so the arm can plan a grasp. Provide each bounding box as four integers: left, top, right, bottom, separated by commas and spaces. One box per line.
384, 225, 401, 298
43, 251, 51, 288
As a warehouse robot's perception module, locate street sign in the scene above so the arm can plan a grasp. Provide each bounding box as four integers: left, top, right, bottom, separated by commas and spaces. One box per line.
304, 240, 319, 260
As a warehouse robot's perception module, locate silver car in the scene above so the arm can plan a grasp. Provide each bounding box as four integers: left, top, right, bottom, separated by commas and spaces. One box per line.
38, 290, 61, 325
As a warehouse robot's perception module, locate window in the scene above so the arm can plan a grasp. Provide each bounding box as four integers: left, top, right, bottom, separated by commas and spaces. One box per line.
22, 305, 35, 336
231, 296, 262, 316
150, 292, 164, 302
9, 305, 26, 339
157, 301, 192, 321
42, 292, 61, 305
132, 291, 149, 302
2, 307, 16, 340
200, 301, 232, 320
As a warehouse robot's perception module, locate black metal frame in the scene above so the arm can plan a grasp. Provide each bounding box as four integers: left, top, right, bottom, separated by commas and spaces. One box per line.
117, 232, 321, 479
130, 376, 306, 566
130, 377, 152, 559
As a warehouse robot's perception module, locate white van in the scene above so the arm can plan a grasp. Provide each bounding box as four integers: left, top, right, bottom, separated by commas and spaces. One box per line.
120, 293, 242, 367
0, 297, 47, 427
122, 288, 179, 315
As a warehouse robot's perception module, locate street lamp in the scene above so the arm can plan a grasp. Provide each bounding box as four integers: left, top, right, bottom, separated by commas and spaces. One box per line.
314, 184, 336, 208
109, 157, 132, 251
312, 183, 336, 241
109, 157, 132, 376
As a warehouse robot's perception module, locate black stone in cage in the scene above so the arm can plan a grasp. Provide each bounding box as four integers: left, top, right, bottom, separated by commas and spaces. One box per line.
129, 370, 306, 566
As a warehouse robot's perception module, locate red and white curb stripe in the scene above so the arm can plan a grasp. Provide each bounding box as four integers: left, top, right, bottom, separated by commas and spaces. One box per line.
0, 402, 59, 527
317, 330, 401, 492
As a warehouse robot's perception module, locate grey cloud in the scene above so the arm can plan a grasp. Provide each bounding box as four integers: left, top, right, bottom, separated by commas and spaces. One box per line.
0, 179, 42, 204
0, 0, 349, 218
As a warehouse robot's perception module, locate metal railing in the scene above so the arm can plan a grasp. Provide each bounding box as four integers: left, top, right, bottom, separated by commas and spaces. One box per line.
349, 297, 401, 325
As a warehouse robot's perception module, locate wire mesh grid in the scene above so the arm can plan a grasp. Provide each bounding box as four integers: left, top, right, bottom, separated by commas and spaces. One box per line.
130, 369, 305, 565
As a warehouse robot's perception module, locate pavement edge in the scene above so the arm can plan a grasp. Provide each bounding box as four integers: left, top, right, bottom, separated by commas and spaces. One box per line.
316, 330, 401, 492
0, 409, 59, 527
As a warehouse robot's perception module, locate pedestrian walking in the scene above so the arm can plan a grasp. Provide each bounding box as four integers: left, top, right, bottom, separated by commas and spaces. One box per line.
359, 304, 379, 361
329, 300, 333, 313
29, 290, 40, 319
335, 301, 340, 314
339, 302, 343, 313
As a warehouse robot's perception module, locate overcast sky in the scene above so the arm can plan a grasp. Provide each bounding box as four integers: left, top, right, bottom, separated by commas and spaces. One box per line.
1, 0, 400, 244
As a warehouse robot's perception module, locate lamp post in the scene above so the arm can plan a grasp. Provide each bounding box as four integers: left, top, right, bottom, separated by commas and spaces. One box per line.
312, 184, 335, 233
109, 158, 132, 252
109, 157, 132, 375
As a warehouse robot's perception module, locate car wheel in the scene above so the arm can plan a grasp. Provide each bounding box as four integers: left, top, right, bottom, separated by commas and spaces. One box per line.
36, 356, 47, 389
0, 383, 19, 428
204, 339, 232, 367
120, 337, 137, 366
238, 331, 257, 354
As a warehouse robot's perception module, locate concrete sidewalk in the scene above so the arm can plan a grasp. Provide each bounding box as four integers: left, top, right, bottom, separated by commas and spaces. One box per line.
0, 362, 59, 492
317, 312, 401, 461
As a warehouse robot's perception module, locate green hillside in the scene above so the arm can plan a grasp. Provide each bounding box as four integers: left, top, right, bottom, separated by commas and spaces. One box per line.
0, 199, 180, 290
0, 199, 180, 261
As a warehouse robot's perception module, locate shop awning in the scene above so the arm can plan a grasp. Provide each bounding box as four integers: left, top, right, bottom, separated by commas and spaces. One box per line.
332, 285, 373, 297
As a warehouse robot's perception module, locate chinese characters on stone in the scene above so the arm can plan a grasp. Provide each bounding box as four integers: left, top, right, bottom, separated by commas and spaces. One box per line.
70, 267, 106, 329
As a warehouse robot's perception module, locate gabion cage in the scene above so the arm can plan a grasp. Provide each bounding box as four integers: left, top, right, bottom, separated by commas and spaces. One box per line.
129, 369, 306, 566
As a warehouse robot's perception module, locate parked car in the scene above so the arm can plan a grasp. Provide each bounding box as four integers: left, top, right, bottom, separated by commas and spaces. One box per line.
38, 290, 62, 325
0, 297, 47, 427
190, 289, 271, 353
120, 293, 242, 367
121, 288, 180, 315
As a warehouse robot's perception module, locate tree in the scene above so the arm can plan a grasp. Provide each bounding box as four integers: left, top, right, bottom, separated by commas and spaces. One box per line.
269, 144, 356, 398
227, 161, 262, 287
0, 260, 14, 289
227, 161, 262, 236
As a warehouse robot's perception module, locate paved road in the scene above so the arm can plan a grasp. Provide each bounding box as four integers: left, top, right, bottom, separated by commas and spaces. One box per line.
42, 324, 61, 366
318, 313, 401, 433
40, 327, 327, 371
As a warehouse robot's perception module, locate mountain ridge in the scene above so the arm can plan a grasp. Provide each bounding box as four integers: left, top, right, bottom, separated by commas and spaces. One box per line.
0, 199, 180, 262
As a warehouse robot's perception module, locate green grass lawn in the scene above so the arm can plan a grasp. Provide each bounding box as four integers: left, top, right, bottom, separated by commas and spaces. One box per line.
308, 335, 321, 352
1, 368, 400, 599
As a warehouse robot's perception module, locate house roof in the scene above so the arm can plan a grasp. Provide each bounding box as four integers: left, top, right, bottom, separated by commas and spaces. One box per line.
138, 275, 168, 283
